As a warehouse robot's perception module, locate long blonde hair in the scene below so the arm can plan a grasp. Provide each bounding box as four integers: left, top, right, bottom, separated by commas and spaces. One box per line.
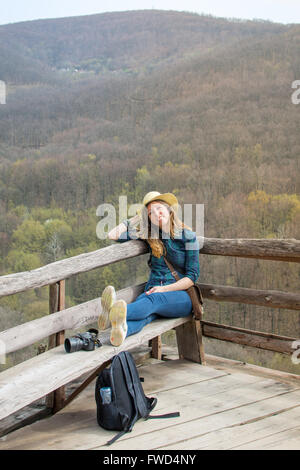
136, 200, 192, 258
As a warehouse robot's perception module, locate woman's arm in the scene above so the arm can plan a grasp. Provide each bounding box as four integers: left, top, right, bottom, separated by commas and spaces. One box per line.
108, 214, 140, 241
108, 221, 128, 241
146, 277, 193, 294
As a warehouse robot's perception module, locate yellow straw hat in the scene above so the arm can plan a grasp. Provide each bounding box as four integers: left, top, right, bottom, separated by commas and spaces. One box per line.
142, 191, 179, 210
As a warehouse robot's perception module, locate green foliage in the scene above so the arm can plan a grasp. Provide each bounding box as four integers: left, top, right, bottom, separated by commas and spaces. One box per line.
44, 219, 73, 261
247, 191, 300, 237
31, 207, 66, 223
0, 289, 36, 318
12, 219, 46, 253
4, 250, 41, 273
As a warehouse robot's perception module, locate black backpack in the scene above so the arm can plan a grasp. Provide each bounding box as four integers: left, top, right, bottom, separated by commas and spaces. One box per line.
95, 351, 180, 445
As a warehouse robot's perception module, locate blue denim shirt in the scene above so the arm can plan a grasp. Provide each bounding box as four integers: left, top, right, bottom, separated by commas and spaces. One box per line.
115, 223, 200, 292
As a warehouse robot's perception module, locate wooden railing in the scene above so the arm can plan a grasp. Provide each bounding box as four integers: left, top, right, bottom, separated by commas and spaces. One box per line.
0, 237, 299, 413
1, 238, 299, 298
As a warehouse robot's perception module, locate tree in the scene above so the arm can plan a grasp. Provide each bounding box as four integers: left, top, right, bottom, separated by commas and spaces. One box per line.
4, 249, 41, 273
12, 220, 46, 253
44, 233, 64, 263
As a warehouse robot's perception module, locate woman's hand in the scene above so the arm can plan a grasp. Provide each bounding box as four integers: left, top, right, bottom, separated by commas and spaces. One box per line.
145, 285, 166, 295
129, 214, 140, 225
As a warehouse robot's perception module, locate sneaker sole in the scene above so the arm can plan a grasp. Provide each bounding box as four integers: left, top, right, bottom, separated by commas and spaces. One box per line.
109, 299, 127, 347
98, 285, 116, 330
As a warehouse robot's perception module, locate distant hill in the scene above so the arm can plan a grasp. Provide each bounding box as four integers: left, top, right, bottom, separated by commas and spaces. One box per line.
0, 10, 286, 83
0, 10, 299, 207
0, 11, 298, 155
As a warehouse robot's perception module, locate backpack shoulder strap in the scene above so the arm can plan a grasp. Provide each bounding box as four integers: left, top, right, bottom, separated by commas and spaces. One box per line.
118, 352, 139, 430
124, 352, 180, 421
123, 352, 150, 418
106, 429, 127, 446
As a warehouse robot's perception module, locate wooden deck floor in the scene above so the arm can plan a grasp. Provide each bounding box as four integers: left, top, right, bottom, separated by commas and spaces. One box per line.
0, 355, 300, 450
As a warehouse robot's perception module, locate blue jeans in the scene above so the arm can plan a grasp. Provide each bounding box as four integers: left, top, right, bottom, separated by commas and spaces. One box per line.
126, 290, 192, 337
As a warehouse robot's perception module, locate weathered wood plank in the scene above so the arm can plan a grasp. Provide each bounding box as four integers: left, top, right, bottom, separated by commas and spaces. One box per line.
139, 359, 228, 395
151, 336, 162, 360
176, 318, 206, 364
200, 283, 300, 311
231, 424, 300, 450
205, 353, 300, 386
46, 280, 66, 412
174, 407, 300, 450
201, 238, 300, 263
202, 321, 297, 355
0, 239, 149, 297
1, 238, 299, 297
0, 316, 192, 421
0, 284, 145, 354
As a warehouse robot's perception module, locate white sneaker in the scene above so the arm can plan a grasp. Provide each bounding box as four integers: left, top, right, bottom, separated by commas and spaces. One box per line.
98, 285, 116, 330
109, 299, 128, 347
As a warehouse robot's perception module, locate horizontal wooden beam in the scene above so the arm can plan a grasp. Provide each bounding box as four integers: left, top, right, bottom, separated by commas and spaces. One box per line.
202, 320, 297, 355
200, 283, 300, 311
0, 240, 148, 298
201, 238, 300, 263
0, 284, 145, 355
0, 238, 299, 298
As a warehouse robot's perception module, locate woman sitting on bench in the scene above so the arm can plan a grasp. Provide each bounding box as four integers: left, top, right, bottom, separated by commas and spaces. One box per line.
98, 191, 200, 346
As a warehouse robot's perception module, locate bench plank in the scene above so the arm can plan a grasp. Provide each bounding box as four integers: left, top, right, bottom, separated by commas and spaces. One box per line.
0, 316, 191, 421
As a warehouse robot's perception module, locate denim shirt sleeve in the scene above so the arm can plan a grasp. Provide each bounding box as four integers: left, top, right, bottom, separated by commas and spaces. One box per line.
115, 219, 141, 243
183, 230, 200, 283
115, 230, 131, 243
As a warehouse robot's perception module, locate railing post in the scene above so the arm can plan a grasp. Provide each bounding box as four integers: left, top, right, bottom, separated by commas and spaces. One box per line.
46, 280, 66, 412
175, 318, 206, 365
150, 336, 162, 360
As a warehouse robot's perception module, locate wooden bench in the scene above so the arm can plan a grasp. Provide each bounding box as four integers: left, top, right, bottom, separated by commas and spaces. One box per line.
0, 283, 205, 422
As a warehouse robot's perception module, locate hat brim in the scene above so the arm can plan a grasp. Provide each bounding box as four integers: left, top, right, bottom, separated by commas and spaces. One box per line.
145, 192, 178, 210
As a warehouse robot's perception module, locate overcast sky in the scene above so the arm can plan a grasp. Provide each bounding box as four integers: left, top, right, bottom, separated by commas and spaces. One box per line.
1, 0, 300, 26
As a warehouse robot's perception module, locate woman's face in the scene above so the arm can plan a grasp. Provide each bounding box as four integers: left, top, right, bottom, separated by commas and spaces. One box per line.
147, 201, 170, 231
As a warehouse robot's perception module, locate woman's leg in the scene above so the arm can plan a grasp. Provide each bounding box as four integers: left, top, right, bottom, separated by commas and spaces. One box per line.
125, 292, 157, 337
125, 290, 192, 337
127, 313, 158, 337
127, 290, 192, 320
149, 291, 192, 319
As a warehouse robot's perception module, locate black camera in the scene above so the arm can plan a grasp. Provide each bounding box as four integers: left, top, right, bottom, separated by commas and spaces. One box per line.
64, 328, 101, 353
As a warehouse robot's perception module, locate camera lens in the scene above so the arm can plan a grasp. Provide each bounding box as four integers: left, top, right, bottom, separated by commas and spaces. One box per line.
64, 336, 83, 353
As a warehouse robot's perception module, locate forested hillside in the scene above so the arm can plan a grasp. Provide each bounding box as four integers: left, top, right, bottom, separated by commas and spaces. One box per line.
0, 10, 299, 372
